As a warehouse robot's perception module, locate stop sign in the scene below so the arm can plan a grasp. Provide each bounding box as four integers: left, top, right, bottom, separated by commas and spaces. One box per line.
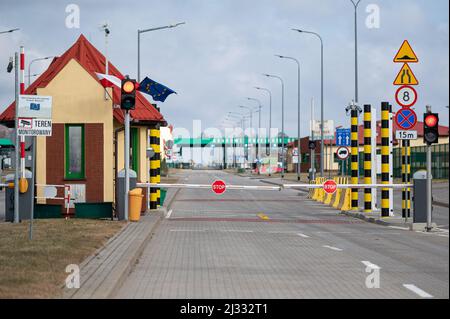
212, 180, 226, 195
323, 180, 338, 195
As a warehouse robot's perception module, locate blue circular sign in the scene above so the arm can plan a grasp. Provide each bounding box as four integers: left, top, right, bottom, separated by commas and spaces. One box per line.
395, 108, 417, 130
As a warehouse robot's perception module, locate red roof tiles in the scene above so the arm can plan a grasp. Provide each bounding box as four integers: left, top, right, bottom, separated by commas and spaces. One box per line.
0, 34, 165, 125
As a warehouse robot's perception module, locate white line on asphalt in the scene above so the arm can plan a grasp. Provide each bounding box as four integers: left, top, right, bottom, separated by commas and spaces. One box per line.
267, 231, 298, 234
297, 233, 310, 238
388, 226, 410, 231
322, 245, 343, 252
166, 209, 173, 219
361, 261, 381, 270
218, 229, 254, 233
403, 284, 433, 298
169, 229, 206, 232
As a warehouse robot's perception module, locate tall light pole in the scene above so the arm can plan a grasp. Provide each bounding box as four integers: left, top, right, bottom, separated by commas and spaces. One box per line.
263, 73, 285, 178
292, 28, 324, 177
133, 22, 184, 219
350, 0, 362, 104
28, 56, 53, 87
275, 55, 302, 181
255, 87, 272, 175
137, 22, 185, 82
246, 97, 263, 174
239, 105, 254, 166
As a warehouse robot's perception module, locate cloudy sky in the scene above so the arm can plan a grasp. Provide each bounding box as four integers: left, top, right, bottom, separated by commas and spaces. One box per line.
0, 0, 448, 137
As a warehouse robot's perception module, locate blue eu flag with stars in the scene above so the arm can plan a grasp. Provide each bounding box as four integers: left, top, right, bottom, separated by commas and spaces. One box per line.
138, 77, 176, 102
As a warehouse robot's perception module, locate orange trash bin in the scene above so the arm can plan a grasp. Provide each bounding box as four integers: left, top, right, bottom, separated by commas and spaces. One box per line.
129, 188, 144, 222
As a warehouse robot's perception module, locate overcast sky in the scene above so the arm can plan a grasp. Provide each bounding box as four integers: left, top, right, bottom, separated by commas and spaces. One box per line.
0, 0, 448, 137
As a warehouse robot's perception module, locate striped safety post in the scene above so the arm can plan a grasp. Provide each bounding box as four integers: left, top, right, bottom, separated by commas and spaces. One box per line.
156, 128, 161, 207
406, 140, 411, 217
351, 109, 359, 210
363, 105, 372, 212
20, 46, 25, 179
149, 129, 159, 210
401, 140, 407, 218
381, 102, 390, 218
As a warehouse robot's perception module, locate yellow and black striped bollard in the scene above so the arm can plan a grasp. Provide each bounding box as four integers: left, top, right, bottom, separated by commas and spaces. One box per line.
381, 102, 390, 217
150, 128, 159, 210
364, 104, 372, 212
351, 108, 359, 211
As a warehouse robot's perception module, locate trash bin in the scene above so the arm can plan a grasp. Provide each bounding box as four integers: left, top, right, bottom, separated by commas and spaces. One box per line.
129, 188, 144, 222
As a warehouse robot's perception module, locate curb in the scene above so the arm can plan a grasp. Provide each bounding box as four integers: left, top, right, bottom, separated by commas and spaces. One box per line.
341, 210, 410, 228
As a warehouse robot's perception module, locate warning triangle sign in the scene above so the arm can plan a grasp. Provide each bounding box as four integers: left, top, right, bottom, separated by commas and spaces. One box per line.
393, 63, 419, 85
394, 40, 418, 63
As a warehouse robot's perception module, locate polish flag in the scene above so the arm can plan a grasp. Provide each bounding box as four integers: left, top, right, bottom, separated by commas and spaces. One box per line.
95, 73, 121, 88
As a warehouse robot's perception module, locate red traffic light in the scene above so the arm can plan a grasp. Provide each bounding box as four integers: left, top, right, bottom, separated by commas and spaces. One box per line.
424, 114, 438, 128
122, 80, 135, 93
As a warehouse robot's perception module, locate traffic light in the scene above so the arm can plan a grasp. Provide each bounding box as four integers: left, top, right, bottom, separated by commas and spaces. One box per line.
121, 78, 137, 110
423, 112, 439, 145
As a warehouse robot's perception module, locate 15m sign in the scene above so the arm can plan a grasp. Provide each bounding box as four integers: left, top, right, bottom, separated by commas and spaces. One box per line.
18, 118, 52, 136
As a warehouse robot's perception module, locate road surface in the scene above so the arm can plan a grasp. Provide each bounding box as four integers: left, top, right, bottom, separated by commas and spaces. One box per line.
114, 170, 448, 298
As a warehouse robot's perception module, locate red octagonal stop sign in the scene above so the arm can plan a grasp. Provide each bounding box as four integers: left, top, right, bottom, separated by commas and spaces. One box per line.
323, 180, 338, 195
212, 180, 226, 195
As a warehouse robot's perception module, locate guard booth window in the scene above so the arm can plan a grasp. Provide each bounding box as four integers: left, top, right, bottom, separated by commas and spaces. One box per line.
131, 128, 139, 175
65, 124, 85, 179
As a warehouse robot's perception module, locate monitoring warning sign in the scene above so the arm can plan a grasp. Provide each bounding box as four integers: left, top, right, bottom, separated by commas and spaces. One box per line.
18, 118, 52, 136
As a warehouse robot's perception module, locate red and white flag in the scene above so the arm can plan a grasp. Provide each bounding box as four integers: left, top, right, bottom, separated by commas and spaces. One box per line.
95, 72, 121, 88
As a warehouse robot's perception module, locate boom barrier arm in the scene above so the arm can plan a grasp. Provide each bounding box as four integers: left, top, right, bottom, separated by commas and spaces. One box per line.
137, 182, 413, 191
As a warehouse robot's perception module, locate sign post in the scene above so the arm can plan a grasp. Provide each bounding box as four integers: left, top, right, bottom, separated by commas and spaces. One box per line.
18, 94, 53, 240
393, 40, 419, 220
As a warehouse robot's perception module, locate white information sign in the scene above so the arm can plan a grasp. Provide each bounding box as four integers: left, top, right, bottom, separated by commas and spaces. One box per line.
396, 130, 418, 140
18, 95, 52, 118
310, 120, 335, 140
18, 118, 52, 136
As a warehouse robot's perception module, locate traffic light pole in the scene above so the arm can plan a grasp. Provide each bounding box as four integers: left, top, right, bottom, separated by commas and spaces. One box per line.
124, 110, 130, 221
426, 143, 432, 232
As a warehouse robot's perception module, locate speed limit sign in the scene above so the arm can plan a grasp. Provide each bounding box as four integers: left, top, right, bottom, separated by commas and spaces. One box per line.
395, 85, 417, 108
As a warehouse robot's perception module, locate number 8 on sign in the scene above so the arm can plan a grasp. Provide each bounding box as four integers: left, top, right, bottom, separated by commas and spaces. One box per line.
395, 85, 417, 108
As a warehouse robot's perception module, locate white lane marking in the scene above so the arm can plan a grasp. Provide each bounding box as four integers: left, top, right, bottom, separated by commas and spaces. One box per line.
169, 229, 206, 232
361, 261, 381, 270
218, 229, 254, 233
268, 231, 298, 234
403, 284, 433, 298
297, 233, 310, 238
322, 245, 343, 252
388, 226, 410, 231
165, 209, 173, 219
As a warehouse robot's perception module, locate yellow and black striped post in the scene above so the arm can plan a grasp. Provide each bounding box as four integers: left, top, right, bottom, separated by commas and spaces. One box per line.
351, 108, 359, 211
401, 140, 407, 218
156, 128, 161, 207
363, 105, 372, 212
149, 128, 159, 210
381, 102, 390, 217
406, 140, 411, 217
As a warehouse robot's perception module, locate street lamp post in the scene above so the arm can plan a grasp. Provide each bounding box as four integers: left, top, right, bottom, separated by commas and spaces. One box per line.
133, 22, 184, 219
255, 86, 272, 175
350, 0, 362, 104
292, 28, 324, 177
263, 73, 285, 178
28, 56, 53, 87
137, 22, 185, 82
246, 97, 262, 173
275, 55, 302, 181
239, 105, 254, 166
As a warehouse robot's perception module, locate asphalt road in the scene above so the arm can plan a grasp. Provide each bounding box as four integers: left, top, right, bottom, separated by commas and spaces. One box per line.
116, 170, 448, 299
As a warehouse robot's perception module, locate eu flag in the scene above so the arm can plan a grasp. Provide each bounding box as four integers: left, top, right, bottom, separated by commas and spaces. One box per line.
138, 77, 176, 102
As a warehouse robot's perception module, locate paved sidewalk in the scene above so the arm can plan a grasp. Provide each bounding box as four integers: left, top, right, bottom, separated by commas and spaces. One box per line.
64, 211, 164, 298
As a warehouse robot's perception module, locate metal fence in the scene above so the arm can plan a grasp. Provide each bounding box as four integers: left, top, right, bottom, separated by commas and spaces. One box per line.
393, 143, 449, 179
